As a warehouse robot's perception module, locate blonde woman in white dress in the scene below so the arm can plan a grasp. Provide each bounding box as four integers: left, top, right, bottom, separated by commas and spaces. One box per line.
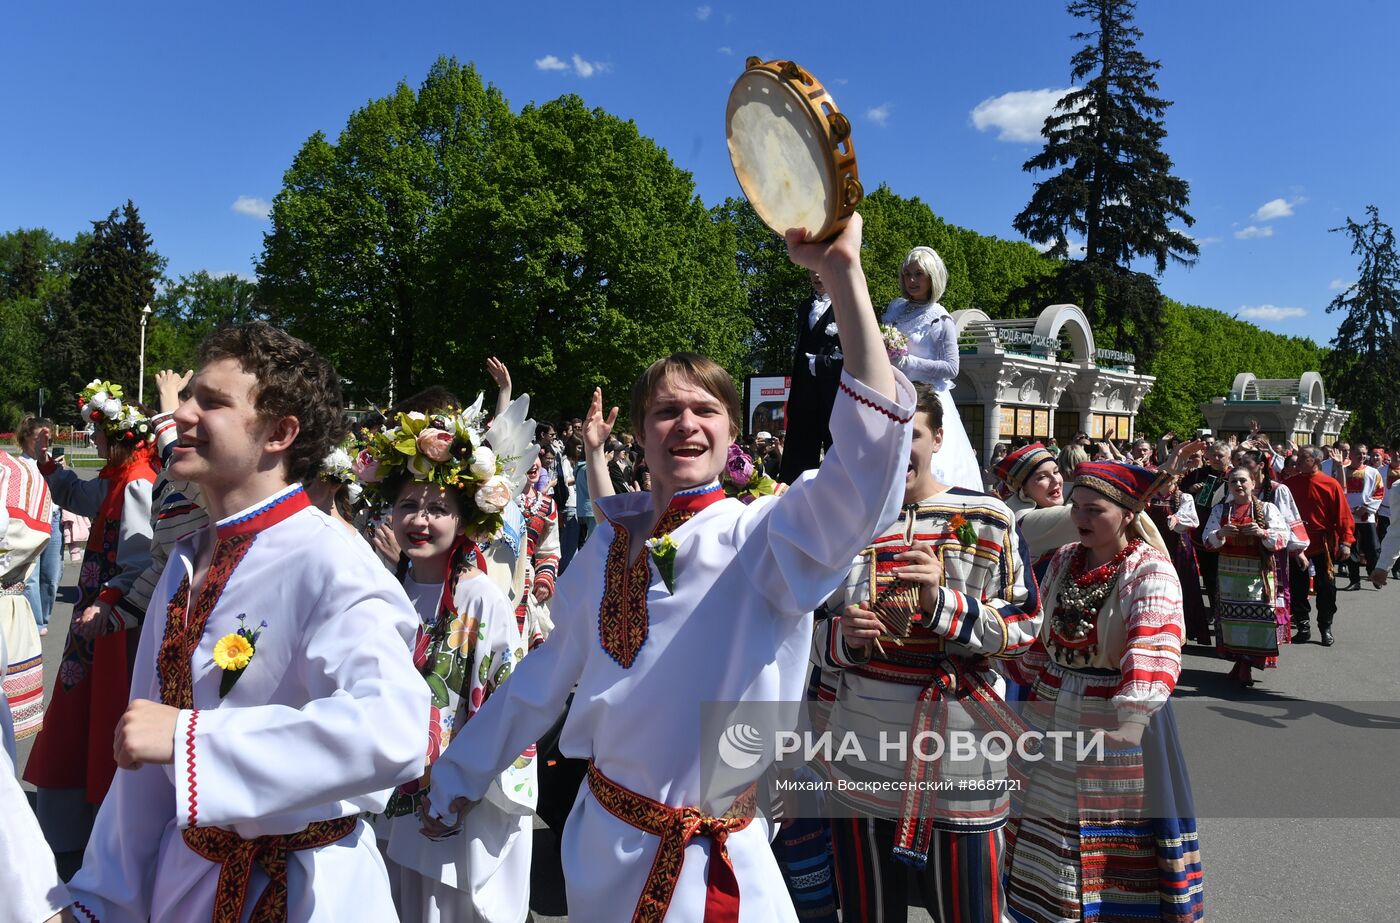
882, 246, 983, 491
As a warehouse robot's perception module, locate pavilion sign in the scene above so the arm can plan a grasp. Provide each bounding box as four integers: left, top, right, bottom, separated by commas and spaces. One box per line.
1094, 347, 1136, 367
996, 328, 1057, 352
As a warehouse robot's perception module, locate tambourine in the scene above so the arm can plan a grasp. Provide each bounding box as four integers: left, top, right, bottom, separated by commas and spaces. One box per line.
726, 57, 863, 242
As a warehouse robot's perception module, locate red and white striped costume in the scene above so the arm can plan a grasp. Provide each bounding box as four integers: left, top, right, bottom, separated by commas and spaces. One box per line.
513, 491, 560, 649
0, 451, 52, 739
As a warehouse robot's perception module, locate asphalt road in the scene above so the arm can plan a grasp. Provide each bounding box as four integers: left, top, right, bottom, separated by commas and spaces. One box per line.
14, 480, 1400, 919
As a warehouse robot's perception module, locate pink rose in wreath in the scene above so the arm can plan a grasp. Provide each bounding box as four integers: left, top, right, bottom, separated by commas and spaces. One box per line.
352, 449, 381, 484
416, 428, 455, 463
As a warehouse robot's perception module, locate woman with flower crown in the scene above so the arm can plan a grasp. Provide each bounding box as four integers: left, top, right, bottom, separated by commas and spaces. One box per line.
24, 379, 156, 858
1004, 461, 1204, 923
355, 400, 538, 923
882, 246, 983, 492
421, 216, 916, 923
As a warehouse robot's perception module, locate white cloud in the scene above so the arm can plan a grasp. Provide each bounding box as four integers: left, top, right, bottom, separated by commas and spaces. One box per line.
1252, 196, 1306, 221
536, 53, 609, 78
1234, 225, 1273, 240
695, 5, 712, 20
718, 46, 733, 56
1238, 305, 1306, 322
1328, 278, 1353, 291
571, 54, 610, 78
231, 196, 271, 219
866, 103, 892, 127
970, 88, 1076, 143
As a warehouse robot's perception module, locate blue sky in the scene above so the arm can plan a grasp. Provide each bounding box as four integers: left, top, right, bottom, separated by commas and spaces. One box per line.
4, 0, 1396, 349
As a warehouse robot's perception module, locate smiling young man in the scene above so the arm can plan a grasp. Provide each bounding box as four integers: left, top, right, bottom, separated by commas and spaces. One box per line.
60, 322, 428, 923
422, 215, 915, 923
817, 385, 1041, 922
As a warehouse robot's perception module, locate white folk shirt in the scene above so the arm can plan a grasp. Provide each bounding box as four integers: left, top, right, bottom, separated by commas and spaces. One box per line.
427, 370, 915, 923
1346, 464, 1383, 520
66, 485, 430, 923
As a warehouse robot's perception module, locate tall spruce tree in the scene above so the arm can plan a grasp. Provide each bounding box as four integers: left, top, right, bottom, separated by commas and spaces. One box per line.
1013, 0, 1196, 363
51, 202, 161, 407
1324, 206, 1400, 440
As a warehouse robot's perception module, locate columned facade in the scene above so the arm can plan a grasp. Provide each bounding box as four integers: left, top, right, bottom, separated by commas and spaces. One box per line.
1198, 372, 1351, 446
950, 304, 1156, 466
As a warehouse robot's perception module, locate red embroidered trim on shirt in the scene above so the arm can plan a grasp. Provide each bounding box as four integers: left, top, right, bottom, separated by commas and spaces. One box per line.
597, 488, 726, 668
839, 380, 913, 424
185, 709, 200, 827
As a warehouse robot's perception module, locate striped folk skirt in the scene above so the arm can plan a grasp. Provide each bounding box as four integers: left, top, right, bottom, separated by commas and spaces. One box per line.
1214, 547, 1279, 668
2, 594, 44, 739
1005, 665, 1204, 923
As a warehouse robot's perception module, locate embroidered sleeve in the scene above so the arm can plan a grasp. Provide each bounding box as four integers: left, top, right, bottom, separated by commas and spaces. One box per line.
531, 503, 560, 597
152, 412, 179, 467
818, 612, 870, 670
1112, 549, 1183, 726
918, 518, 1041, 659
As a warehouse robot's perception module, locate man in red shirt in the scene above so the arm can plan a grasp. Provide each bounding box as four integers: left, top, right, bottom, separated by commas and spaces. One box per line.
1283, 446, 1357, 646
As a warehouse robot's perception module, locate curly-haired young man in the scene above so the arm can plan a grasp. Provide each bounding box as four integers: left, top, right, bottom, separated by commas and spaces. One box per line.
61, 322, 429, 923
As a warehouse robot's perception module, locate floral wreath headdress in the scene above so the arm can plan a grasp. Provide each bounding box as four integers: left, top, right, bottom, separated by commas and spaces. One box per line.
77, 379, 155, 447
354, 393, 518, 541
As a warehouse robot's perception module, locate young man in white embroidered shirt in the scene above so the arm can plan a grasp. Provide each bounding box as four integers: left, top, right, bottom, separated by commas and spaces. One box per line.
420, 216, 915, 923
56, 322, 429, 923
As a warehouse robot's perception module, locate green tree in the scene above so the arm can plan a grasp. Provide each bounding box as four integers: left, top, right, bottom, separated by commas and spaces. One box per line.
145, 271, 267, 375
711, 198, 809, 375
1323, 206, 1400, 440
259, 57, 750, 420
48, 203, 163, 412
0, 229, 87, 420
1013, 0, 1196, 363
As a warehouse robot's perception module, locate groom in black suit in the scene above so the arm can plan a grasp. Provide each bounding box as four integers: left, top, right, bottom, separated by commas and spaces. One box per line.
779, 271, 843, 484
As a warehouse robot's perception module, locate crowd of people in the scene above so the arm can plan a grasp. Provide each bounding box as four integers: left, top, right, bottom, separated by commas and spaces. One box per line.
2, 219, 1395, 923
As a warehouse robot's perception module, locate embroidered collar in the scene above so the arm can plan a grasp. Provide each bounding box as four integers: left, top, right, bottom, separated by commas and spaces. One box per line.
216, 484, 311, 539
597, 480, 728, 668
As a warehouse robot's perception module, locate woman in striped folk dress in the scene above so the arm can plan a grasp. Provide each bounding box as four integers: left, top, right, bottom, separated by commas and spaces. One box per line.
1005, 462, 1204, 923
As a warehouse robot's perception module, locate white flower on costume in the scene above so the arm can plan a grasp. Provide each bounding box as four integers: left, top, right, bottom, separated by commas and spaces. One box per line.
824, 322, 838, 337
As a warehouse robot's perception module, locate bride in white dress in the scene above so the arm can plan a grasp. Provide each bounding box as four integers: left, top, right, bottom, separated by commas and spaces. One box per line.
882, 246, 984, 492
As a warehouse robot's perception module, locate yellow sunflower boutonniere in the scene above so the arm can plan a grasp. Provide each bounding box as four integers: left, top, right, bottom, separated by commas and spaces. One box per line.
213, 615, 265, 698
646, 534, 681, 593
